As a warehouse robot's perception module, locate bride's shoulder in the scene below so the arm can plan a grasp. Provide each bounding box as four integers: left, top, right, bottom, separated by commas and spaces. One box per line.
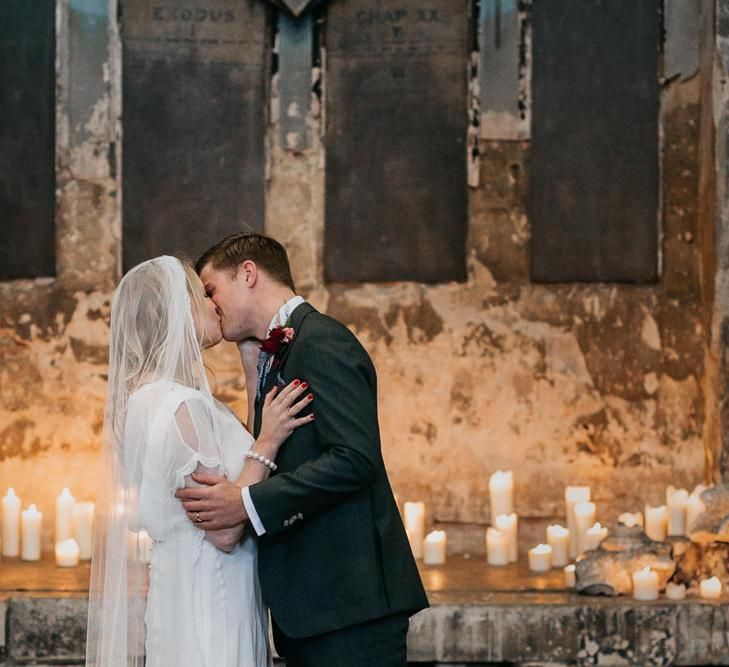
129, 380, 206, 408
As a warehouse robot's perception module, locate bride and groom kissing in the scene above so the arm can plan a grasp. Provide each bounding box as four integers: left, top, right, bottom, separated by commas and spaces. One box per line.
86, 233, 428, 666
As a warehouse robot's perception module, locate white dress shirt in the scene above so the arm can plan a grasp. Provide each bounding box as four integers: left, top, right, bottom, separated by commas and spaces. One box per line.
242, 295, 305, 535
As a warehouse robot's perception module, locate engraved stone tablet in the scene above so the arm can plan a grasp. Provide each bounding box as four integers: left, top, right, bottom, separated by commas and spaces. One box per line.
324, 0, 468, 283
122, 0, 268, 270
529, 0, 659, 283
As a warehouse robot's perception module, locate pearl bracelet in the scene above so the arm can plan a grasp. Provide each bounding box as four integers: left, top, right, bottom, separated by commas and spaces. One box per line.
246, 450, 278, 472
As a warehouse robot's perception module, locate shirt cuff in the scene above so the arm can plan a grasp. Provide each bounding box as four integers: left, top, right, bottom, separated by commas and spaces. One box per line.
242, 486, 266, 536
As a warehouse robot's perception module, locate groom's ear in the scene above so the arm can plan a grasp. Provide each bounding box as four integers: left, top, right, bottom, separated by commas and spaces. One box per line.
238, 260, 258, 287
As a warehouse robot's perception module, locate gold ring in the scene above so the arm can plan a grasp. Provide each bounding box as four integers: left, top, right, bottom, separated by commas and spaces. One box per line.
195, 512, 202, 523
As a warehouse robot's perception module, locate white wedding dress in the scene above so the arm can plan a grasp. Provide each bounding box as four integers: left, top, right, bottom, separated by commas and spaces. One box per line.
127, 379, 269, 667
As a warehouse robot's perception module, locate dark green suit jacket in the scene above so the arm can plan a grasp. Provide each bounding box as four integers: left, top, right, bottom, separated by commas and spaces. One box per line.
249, 302, 428, 638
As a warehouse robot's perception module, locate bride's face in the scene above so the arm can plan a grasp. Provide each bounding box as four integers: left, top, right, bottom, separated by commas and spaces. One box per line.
189, 275, 223, 349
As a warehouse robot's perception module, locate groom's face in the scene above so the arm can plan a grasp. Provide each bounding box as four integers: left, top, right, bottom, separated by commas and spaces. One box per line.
199, 263, 253, 342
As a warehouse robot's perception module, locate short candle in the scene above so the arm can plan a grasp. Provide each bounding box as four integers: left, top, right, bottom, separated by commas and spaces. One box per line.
546, 524, 570, 567
632, 567, 659, 601
486, 527, 509, 566
618, 512, 643, 529
564, 564, 576, 588
666, 487, 689, 536
423, 530, 447, 565
528, 544, 552, 572
495, 513, 518, 563
55, 538, 80, 568
644, 504, 668, 542
584, 522, 608, 551
700, 576, 722, 600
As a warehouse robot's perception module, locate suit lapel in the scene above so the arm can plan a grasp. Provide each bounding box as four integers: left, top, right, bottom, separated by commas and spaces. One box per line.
253, 302, 317, 435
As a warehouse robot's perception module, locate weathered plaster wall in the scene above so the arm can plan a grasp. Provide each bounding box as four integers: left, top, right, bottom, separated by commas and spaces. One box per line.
0, 2, 715, 551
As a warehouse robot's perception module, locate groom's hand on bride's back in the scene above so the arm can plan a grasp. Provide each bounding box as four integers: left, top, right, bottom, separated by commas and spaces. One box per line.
175, 473, 248, 531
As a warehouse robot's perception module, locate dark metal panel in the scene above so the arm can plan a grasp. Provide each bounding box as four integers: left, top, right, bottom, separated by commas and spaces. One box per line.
0, 1, 56, 280
121, 0, 268, 271
324, 0, 469, 284
529, 0, 660, 283
278, 13, 312, 152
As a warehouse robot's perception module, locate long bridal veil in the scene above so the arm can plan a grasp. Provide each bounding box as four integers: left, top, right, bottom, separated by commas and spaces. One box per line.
85, 256, 221, 666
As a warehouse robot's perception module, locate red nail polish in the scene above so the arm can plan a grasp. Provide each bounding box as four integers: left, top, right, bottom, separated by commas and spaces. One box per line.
293, 379, 300, 386
307, 394, 313, 400
301, 382, 308, 389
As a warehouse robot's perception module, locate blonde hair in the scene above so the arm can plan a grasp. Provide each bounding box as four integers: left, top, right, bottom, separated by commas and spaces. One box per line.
181, 260, 210, 344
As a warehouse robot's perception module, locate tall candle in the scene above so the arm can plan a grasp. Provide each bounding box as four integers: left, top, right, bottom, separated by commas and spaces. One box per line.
72, 502, 95, 560
632, 567, 659, 600
489, 471, 514, 518
486, 527, 509, 566
21, 504, 42, 561
546, 524, 570, 567
423, 530, 447, 565
666, 487, 689, 536
565, 486, 590, 558
686, 495, 705, 532
56, 488, 76, 543
55, 538, 80, 567
700, 576, 722, 599
403, 502, 425, 559
528, 544, 552, 572
644, 505, 668, 542
564, 564, 576, 588
495, 513, 518, 563
2, 488, 21, 557
573, 501, 596, 555
584, 522, 608, 551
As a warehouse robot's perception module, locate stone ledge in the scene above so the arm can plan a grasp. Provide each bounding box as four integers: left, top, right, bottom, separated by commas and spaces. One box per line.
1, 556, 727, 666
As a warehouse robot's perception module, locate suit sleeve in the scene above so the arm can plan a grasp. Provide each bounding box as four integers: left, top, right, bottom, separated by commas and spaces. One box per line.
247, 324, 380, 537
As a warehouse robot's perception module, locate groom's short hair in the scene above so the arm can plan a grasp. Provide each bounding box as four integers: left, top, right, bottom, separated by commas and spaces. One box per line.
196, 233, 296, 291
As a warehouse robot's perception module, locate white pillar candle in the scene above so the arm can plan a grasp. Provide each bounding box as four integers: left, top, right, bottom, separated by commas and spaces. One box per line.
565, 486, 591, 558
489, 471, 514, 518
55, 488, 76, 543
423, 530, 447, 565
666, 487, 689, 536
138, 530, 154, 563
546, 524, 570, 567
55, 538, 80, 567
564, 564, 576, 588
403, 502, 425, 559
528, 544, 552, 572
700, 576, 722, 600
686, 495, 705, 532
72, 502, 95, 560
495, 513, 518, 563
20, 504, 42, 561
632, 567, 659, 600
618, 512, 643, 528
2, 488, 21, 557
665, 582, 686, 600
644, 504, 668, 542
486, 527, 509, 566
584, 522, 608, 551
573, 501, 596, 555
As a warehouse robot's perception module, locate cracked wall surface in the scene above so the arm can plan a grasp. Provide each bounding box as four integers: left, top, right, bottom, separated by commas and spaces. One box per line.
0, 1, 718, 550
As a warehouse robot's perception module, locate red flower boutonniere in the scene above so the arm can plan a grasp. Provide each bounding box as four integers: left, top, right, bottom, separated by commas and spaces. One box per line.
260, 326, 295, 356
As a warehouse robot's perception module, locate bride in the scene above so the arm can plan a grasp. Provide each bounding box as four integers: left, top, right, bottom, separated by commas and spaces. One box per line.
85, 256, 313, 666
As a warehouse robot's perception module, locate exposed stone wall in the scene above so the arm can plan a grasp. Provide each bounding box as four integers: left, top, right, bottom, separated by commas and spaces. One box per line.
0, 2, 715, 551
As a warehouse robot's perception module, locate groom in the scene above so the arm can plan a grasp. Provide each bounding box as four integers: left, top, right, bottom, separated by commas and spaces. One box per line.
176, 233, 428, 666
